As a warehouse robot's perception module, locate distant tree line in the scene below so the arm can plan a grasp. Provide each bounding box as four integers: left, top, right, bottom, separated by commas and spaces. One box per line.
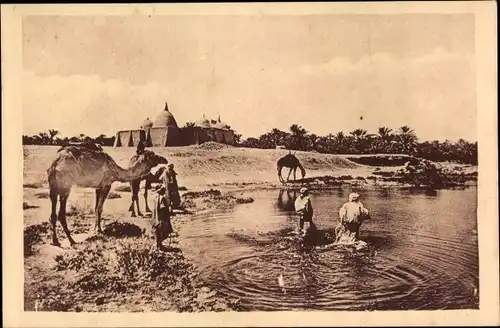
23, 124, 477, 165
238, 125, 477, 165
22, 130, 116, 147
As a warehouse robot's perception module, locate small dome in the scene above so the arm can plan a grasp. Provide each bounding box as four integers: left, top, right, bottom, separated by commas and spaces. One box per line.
212, 115, 230, 130
194, 114, 211, 128
140, 117, 154, 129
153, 102, 179, 128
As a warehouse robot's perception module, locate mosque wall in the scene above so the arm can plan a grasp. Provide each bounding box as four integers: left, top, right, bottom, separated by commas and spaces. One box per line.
149, 127, 167, 147
213, 129, 226, 144
223, 130, 235, 146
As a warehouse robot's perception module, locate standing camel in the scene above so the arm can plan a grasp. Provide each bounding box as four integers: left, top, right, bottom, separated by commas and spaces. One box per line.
277, 151, 306, 183
47, 143, 168, 246
128, 165, 167, 217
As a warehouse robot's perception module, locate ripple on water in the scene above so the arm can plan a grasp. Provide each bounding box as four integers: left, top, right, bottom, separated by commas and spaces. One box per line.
183, 188, 479, 311
202, 231, 478, 311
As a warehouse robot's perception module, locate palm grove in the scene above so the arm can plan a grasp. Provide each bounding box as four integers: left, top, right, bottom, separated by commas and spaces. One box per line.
23, 124, 477, 165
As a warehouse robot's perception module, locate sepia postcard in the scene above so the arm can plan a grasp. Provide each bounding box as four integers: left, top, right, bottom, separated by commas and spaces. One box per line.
2, 2, 498, 327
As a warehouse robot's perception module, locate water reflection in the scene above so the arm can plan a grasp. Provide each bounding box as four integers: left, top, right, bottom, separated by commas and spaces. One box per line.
276, 189, 298, 212
407, 188, 438, 197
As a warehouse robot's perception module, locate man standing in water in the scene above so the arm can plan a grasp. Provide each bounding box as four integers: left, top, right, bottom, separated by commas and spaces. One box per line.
294, 187, 314, 236
337, 192, 371, 243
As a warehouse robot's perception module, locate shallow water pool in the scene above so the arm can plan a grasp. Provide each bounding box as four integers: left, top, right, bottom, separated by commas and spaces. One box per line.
177, 187, 479, 311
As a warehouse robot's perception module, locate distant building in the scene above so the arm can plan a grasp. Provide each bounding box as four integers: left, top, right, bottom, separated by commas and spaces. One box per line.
113, 102, 235, 147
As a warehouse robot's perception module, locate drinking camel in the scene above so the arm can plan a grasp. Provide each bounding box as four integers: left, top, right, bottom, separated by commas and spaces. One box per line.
128, 165, 167, 217
277, 151, 306, 183
47, 143, 168, 246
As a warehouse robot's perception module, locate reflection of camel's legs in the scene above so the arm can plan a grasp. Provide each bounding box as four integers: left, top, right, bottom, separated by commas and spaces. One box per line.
277, 189, 284, 208
49, 188, 60, 246
58, 189, 76, 246
95, 185, 111, 234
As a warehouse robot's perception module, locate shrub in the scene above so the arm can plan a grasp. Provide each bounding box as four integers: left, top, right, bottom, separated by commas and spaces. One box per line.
24, 223, 50, 256
396, 160, 468, 188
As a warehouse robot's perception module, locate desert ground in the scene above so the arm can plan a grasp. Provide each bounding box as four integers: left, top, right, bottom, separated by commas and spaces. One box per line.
23, 143, 477, 312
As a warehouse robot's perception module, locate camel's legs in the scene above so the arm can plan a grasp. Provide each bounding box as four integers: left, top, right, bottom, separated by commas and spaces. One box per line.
58, 189, 76, 246
143, 186, 151, 213
49, 188, 60, 246
136, 184, 143, 217
95, 185, 111, 233
278, 166, 283, 183
293, 167, 297, 180
129, 180, 140, 217
128, 184, 136, 216
95, 189, 100, 214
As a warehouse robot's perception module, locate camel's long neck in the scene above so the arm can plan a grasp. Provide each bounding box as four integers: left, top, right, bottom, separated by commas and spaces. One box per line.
108, 157, 150, 182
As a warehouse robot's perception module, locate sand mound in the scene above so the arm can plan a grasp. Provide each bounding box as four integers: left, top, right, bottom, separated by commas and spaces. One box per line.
195, 142, 232, 151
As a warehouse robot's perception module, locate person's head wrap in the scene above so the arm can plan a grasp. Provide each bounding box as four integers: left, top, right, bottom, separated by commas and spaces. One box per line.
349, 192, 360, 202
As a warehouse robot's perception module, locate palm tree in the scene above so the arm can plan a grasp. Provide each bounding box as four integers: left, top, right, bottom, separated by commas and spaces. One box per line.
350, 128, 369, 153
350, 128, 368, 140
377, 127, 393, 142
373, 127, 393, 153
289, 124, 308, 150
48, 129, 59, 145
37, 132, 50, 145
307, 133, 319, 151
270, 128, 284, 147
396, 126, 418, 154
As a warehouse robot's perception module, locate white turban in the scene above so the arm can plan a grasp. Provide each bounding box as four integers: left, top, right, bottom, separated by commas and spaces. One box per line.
349, 192, 360, 202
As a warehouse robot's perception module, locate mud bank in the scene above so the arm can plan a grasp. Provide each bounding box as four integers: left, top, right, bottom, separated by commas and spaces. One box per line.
23, 190, 255, 312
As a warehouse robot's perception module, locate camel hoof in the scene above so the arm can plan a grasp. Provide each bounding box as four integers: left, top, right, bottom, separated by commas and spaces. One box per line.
52, 240, 61, 247
131, 214, 137, 218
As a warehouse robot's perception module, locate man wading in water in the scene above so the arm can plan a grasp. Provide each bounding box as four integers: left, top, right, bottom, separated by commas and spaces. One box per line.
336, 192, 371, 243
294, 187, 314, 236
152, 184, 174, 250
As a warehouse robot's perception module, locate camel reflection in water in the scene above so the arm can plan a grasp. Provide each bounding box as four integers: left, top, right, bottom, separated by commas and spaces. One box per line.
276, 189, 298, 212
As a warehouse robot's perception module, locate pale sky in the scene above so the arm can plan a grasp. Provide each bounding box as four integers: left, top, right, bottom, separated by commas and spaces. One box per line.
22, 14, 476, 141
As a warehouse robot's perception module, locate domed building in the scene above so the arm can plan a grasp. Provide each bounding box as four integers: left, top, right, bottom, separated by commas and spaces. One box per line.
140, 117, 153, 130
113, 102, 235, 147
